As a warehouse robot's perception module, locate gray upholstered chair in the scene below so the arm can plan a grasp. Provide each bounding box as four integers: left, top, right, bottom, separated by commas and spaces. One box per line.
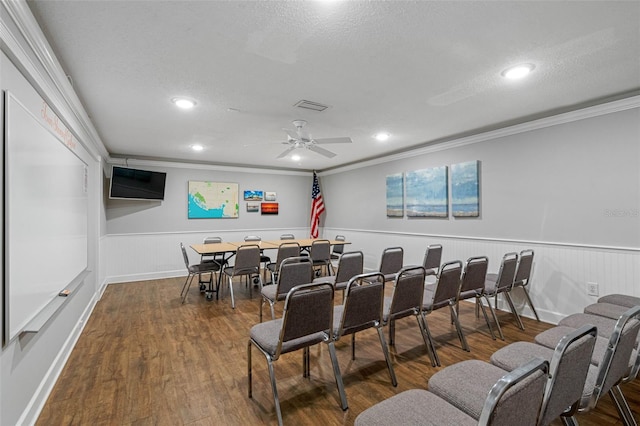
248, 282, 347, 426
244, 235, 271, 282
179, 242, 221, 303
478, 252, 519, 339
355, 358, 549, 426
377, 246, 404, 283
260, 256, 312, 322
421, 260, 464, 366
330, 234, 346, 260
422, 243, 443, 277
455, 256, 495, 342
533, 306, 640, 425
382, 265, 437, 367
314, 250, 363, 299
279, 233, 295, 240
510, 249, 539, 322
583, 301, 633, 320
222, 244, 262, 309
489, 325, 598, 425
265, 242, 301, 286
598, 293, 640, 308
310, 239, 333, 277
332, 271, 397, 386
427, 358, 549, 426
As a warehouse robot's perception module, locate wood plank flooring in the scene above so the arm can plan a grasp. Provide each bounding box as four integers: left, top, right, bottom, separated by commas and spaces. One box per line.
37, 276, 639, 425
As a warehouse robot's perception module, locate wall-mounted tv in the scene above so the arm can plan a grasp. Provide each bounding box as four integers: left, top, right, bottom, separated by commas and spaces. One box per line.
109, 166, 167, 200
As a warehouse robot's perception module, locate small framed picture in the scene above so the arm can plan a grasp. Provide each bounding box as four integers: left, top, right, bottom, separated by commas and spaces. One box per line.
261, 202, 279, 215
246, 202, 260, 212
264, 191, 276, 201
244, 190, 263, 201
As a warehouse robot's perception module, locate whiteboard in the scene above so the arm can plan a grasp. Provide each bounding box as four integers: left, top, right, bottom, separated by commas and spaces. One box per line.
4, 92, 88, 342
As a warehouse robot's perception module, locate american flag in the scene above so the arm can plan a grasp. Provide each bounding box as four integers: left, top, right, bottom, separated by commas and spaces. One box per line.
310, 171, 325, 238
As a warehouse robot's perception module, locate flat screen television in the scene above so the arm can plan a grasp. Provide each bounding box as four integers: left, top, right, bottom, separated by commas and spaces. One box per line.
109, 166, 167, 200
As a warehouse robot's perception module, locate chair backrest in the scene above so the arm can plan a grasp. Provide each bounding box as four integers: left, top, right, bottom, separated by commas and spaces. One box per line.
590, 306, 640, 408
335, 272, 385, 338
334, 251, 364, 283
280, 234, 295, 240
428, 260, 463, 310
539, 325, 598, 426
478, 358, 549, 425
332, 235, 346, 255
494, 252, 519, 293
458, 256, 488, 297
422, 244, 443, 272
204, 236, 222, 244
310, 239, 331, 262
379, 247, 404, 275
276, 256, 313, 297
244, 235, 261, 242
202, 236, 223, 261
276, 282, 335, 357
180, 243, 190, 269
274, 242, 301, 269
513, 249, 534, 288
387, 265, 426, 320
233, 245, 261, 275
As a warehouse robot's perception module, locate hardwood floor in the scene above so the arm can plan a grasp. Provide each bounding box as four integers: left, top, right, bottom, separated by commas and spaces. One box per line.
37, 276, 638, 425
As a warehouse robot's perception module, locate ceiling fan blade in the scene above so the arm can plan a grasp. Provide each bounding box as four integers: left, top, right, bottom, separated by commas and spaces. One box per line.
276, 146, 297, 159
307, 144, 337, 158
312, 137, 353, 144
283, 128, 299, 140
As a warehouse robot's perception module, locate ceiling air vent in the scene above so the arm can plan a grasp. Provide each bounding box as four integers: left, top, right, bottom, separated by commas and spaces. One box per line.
294, 100, 330, 112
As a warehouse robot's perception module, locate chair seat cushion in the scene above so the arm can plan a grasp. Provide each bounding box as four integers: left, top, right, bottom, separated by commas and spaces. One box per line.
490, 341, 555, 372
560, 313, 616, 339
584, 302, 628, 320
261, 285, 279, 302
354, 389, 476, 426
598, 294, 640, 309
534, 326, 638, 369
250, 319, 327, 356
189, 262, 220, 274
428, 360, 509, 419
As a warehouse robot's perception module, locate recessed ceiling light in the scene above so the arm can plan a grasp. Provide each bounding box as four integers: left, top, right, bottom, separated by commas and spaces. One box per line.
374, 132, 390, 142
501, 63, 535, 80
191, 144, 204, 152
291, 154, 301, 161
172, 97, 196, 109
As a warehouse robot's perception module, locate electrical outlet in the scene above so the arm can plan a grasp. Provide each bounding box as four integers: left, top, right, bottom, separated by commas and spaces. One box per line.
587, 282, 599, 297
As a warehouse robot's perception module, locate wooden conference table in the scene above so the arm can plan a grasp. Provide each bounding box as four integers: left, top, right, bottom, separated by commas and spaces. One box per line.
190, 238, 349, 300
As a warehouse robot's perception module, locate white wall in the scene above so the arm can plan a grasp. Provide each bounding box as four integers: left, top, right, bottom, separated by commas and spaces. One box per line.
1, 3, 105, 425
104, 162, 314, 282
320, 103, 640, 323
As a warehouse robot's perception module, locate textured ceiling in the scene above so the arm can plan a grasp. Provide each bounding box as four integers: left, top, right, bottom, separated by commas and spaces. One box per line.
27, 1, 640, 171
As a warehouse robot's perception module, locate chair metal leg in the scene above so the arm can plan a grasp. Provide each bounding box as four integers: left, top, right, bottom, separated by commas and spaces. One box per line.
229, 276, 236, 309
610, 385, 638, 426
477, 296, 497, 340
448, 302, 470, 352
561, 416, 579, 426
248, 340, 253, 398
303, 347, 310, 378
484, 294, 504, 340
504, 291, 525, 330
418, 314, 439, 367
522, 286, 541, 321
351, 333, 356, 360
376, 327, 398, 387
180, 273, 194, 303
269, 301, 276, 321
266, 357, 283, 426
388, 319, 396, 346
327, 341, 348, 411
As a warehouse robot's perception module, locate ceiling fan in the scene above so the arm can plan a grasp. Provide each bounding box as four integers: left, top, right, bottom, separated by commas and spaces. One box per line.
277, 120, 352, 159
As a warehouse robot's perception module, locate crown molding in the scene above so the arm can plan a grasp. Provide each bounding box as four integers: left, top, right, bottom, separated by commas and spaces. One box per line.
320, 95, 640, 176
1, 1, 108, 161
